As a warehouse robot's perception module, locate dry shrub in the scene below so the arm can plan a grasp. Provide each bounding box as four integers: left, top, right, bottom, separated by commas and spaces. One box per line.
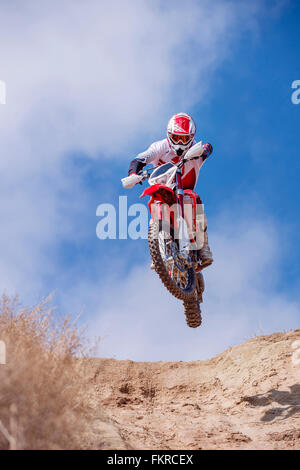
0, 294, 94, 449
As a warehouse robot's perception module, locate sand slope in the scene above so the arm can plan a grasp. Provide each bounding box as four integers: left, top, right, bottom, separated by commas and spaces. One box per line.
84, 330, 300, 450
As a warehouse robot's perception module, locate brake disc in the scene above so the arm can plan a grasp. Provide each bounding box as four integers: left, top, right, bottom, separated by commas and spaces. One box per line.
170, 243, 192, 272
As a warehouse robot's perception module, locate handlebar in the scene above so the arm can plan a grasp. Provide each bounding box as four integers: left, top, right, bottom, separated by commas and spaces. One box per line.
138, 155, 200, 178
121, 155, 201, 189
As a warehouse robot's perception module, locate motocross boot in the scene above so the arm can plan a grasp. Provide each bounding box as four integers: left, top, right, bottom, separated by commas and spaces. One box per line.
198, 229, 213, 269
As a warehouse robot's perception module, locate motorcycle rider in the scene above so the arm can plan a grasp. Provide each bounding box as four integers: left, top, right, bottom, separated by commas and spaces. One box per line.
127, 112, 213, 269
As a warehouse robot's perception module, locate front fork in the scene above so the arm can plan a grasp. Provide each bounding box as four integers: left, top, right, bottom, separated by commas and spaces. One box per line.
176, 168, 190, 255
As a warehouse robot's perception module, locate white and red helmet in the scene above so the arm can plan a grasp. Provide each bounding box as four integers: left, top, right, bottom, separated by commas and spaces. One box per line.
167, 112, 196, 157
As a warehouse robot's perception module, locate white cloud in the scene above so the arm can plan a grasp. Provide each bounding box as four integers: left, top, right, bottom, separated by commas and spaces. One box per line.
0, 0, 276, 163
0, 0, 289, 332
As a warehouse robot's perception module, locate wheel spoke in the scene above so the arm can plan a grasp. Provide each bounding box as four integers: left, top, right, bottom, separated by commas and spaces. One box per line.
158, 230, 190, 289
150, 224, 195, 298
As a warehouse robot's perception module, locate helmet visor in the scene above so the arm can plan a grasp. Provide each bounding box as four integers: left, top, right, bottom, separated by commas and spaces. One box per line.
169, 133, 193, 145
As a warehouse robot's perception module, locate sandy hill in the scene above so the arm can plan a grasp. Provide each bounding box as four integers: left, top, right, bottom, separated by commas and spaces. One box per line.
84, 329, 300, 450
0, 297, 299, 450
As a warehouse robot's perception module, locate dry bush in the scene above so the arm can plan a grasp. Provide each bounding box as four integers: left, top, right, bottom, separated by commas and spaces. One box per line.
0, 294, 95, 449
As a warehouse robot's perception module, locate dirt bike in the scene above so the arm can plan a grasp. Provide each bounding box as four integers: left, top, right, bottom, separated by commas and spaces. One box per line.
121, 142, 207, 328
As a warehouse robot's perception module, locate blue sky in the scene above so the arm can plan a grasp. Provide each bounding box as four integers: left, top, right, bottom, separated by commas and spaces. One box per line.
0, 0, 299, 360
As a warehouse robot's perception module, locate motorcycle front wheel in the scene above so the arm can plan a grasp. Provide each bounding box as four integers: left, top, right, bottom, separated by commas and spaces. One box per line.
148, 220, 196, 301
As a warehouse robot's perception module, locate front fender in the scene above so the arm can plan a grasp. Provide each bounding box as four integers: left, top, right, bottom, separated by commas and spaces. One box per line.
140, 184, 169, 198
139, 184, 176, 205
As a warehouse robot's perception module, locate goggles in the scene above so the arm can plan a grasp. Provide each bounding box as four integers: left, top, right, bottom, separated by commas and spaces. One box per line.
169, 132, 193, 145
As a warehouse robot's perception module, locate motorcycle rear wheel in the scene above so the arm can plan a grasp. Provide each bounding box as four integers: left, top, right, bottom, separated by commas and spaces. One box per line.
183, 294, 202, 328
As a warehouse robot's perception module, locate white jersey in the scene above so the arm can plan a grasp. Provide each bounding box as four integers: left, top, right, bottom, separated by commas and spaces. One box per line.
136, 138, 206, 190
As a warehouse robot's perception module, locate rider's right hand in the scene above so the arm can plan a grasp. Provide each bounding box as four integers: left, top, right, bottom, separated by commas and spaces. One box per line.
121, 173, 143, 189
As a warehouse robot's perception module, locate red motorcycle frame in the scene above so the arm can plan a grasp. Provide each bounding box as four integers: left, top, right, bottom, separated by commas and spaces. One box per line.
140, 161, 202, 253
